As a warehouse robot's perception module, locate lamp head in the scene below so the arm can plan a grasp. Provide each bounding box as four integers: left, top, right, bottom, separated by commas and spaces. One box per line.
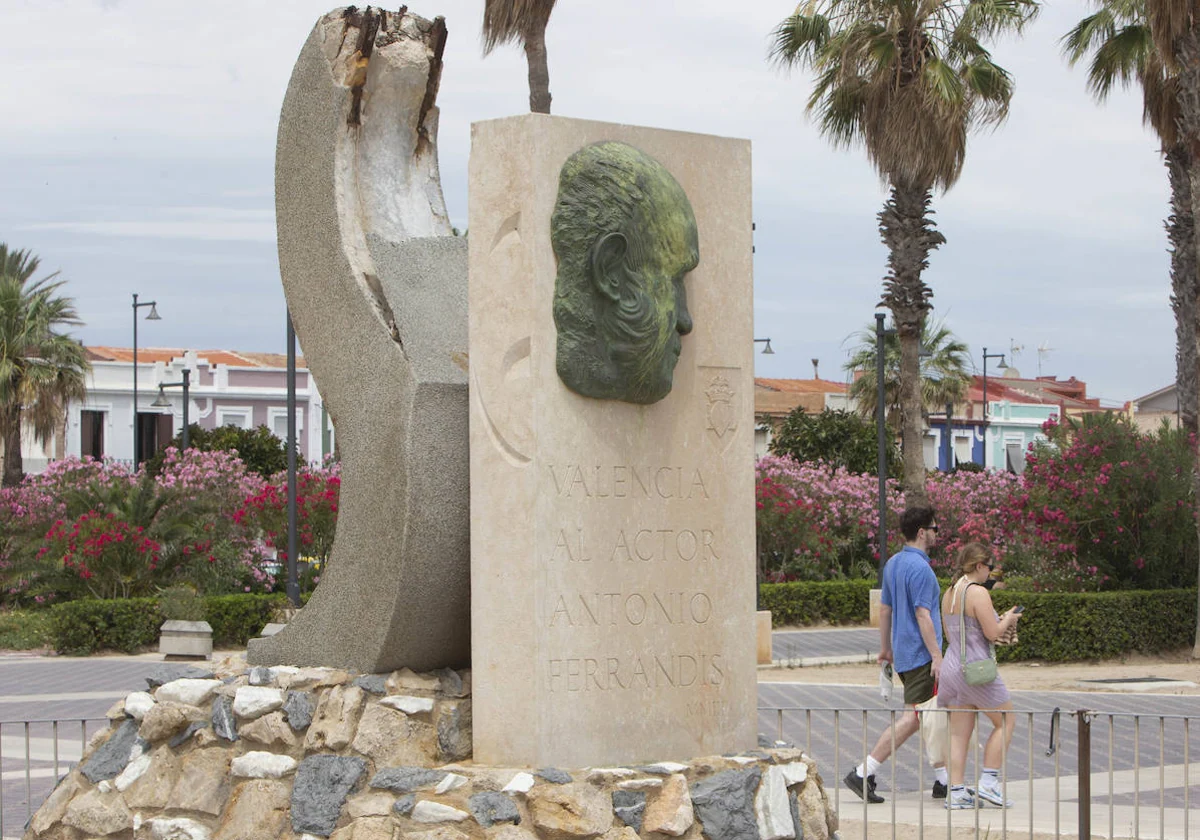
760, 339, 774, 355
151, 387, 170, 408
146, 303, 161, 321
996, 357, 1008, 370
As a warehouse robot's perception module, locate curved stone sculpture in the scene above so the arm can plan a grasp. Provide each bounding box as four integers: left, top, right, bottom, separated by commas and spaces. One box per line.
248, 6, 469, 673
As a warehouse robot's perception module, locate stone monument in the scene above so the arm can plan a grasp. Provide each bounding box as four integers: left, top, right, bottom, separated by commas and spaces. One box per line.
248, 6, 470, 674
469, 115, 758, 767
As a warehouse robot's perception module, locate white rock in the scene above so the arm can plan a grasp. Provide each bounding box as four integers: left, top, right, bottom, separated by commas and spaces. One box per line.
435, 773, 468, 794
755, 765, 796, 840
412, 801, 471, 823
379, 694, 435, 715
114, 751, 153, 791
272, 666, 300, 678
133, 813, 143, 831
586, 767, 637, 783
643, 761, 688, 774
230, 751, 298, 779
97, 780, 113, 793
502, 772, 535, 793
779, 762, 807, 787
618, 778, 663, 791
156, 679, 222, 707
124, 692, 155, 720
232, 686, 285, 720
151, 816, 212, 840
730, 756, 758, 765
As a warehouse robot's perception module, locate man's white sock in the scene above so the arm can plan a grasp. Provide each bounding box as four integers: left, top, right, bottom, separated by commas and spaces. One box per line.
855, 757, 883, 778
934, 766, 948, 785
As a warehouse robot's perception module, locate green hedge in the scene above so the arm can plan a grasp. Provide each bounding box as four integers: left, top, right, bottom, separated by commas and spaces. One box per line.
760, 580, 1198, 662
759, 580, 874, 625
49, 593, 290, 655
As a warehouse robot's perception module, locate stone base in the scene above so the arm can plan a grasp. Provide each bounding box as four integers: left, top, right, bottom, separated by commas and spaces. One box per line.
25, 656, 838, 840
756, 611, 773, 665
869, 589, 882, 628
158, 621, 213, 659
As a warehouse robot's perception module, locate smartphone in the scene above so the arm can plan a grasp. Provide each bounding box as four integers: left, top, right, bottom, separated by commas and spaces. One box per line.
1012, 605, 1025, 613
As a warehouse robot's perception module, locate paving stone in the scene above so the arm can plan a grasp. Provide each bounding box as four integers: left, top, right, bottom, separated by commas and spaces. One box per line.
291, 754, 368, 836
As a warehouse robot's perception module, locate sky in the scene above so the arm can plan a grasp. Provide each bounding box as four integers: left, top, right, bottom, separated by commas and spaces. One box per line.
0, 0, 1174, 406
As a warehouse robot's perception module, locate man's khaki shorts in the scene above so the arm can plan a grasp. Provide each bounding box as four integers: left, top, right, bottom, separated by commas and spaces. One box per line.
899, 661, 935, 705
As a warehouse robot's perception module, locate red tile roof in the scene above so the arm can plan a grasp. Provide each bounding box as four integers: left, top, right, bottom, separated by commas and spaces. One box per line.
85, 347, 306, 368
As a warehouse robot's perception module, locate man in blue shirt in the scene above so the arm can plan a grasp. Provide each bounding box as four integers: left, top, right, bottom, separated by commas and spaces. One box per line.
844, 505, 948, 803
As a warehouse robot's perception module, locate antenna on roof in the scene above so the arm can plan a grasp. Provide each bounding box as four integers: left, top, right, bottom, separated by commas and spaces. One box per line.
1037, 341, 1054, 376
1008, 338, 1024, 364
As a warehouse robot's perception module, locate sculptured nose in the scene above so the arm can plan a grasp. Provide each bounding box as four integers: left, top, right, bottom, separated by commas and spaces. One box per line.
675, 286, 693, 335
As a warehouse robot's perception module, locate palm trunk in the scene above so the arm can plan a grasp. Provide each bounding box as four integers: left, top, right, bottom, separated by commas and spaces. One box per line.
878, 183, 944, 507
1170, 27, 1200, 659
1166, 145, 1197, 434
1, 406, 24, 488
524, 20, 551, 114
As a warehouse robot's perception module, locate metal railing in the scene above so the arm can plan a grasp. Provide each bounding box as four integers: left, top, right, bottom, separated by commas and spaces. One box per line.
1, 718, 103, 840
760, 704, 1200, 840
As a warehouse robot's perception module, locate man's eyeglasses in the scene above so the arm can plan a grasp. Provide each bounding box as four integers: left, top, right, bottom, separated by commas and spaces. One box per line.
924, 525, 939, 533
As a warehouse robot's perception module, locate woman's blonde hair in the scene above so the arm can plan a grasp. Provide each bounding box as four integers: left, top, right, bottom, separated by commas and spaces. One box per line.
956, 542, 993, 578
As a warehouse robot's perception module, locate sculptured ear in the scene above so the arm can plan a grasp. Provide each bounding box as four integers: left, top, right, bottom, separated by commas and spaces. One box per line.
588, 231, 628, 303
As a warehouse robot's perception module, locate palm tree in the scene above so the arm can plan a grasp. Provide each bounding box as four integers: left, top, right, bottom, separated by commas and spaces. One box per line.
844, 317, 972, 430
770, 0, 1037, 504
1063, 1, 1197, 435
0, 245, 90, 487
481, 0, 558, 114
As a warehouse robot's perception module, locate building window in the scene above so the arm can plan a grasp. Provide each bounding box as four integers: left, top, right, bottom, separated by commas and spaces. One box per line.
80, 410, 105, 459
269, 407, 303, 442
953, 435, 973, 466
217, 408, 252, 429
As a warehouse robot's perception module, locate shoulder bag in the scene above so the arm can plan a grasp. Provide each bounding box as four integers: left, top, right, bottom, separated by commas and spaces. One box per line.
956, 581, 997, 686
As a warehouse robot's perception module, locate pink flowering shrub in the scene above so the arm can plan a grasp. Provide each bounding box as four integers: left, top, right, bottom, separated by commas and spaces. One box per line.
1004, 413, 1196, 591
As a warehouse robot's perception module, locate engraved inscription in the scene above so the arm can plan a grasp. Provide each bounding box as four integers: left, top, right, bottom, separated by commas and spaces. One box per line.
548, 464, 711, 500
547, 653, 725, 692
549, 528, 719, 563
549, 591, 713, 627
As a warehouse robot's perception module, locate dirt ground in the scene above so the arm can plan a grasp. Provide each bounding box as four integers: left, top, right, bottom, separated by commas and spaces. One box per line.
759, 649, 1200, 695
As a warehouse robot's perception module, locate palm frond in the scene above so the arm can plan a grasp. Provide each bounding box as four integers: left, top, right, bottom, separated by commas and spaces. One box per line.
481, 0, 558, 53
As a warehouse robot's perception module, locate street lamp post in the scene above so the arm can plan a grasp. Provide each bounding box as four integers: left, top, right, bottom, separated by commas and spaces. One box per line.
151, 369, 191, 450
754, 338, 775, 355
131, 293, 161, 467
981, 347, 1007, 469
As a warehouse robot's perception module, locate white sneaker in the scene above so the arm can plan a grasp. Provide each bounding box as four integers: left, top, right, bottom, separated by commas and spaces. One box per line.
945, 788, 975, 810
975, 781, 1013, 808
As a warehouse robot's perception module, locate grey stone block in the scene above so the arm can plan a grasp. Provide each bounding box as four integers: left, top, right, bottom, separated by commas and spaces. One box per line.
369, 767, 446, 793
249, 666, 274, 686
536, 768, 572, 784
291, 755, 367, 836
146, 665, 213, 689
438, 668, 465, 698
437, 701, 472, 762
352, 675, 387, 695
470, 791, 520, 828
790, 789, 803, 840
80, 720, 140, 783
168, 721, 209, 749
612, 790, 645, 833
691, 767, 762, 840
211, 696, 238, 742
284, 690, 315, 730
246, 9, 470, 675
393, 794, 416, 817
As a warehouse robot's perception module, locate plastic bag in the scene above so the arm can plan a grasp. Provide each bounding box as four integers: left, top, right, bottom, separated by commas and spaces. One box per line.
916, 694, 947, 765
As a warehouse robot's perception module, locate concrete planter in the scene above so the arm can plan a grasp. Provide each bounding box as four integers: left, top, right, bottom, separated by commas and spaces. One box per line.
159, 619, 213, 659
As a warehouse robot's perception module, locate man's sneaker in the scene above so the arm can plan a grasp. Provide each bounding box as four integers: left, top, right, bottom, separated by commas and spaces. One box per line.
945, 788, 975, 810
932, 780, 947, 799
843, 770, 884, 803
975, 781, 1013, 808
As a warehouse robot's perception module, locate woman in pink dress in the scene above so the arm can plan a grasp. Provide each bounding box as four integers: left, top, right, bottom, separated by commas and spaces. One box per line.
938, 543, 1023, 809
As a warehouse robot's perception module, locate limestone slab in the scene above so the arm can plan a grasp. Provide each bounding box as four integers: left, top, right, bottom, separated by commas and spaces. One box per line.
215, 779, 290, 840
468, 114, 756, 767
641, 774, 693, 836
247, 7, 469, 674
528, 782, 611, 840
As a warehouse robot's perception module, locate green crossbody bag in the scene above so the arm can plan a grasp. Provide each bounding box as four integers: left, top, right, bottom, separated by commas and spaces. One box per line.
956, 581, 997, 686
